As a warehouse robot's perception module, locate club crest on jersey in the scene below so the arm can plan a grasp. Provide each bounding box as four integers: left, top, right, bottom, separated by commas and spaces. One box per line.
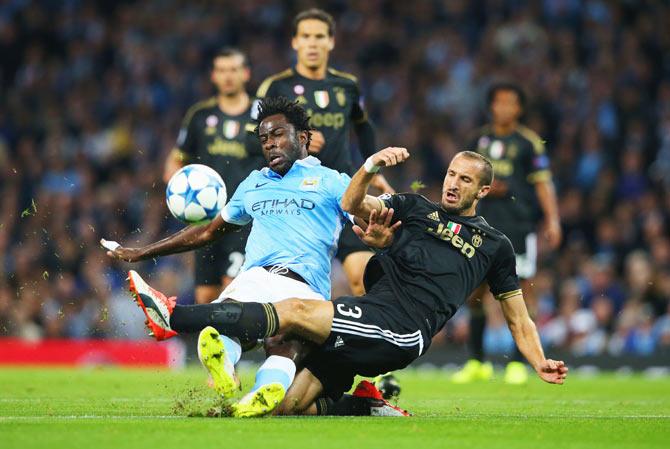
223, 120, 240, 139
299, 177, 321, 191
334, 87, 346, 107
314, 91, 330, 108
447, 221, 462, 234
472, 234, 483, 248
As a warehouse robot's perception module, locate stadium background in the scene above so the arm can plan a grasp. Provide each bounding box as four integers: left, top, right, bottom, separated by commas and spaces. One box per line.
0, 0, 669, 366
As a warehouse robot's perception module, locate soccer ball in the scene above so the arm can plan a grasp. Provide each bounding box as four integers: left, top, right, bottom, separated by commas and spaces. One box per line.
166, 164, 227, 224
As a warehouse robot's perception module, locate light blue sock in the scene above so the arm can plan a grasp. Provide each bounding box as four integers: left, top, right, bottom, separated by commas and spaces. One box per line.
219, 335, 242, 366
251, 355, 296, 392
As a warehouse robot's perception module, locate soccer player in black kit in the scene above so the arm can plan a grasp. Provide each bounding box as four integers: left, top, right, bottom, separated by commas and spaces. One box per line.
256, 8, 394, 295
452, 83, 562, 385
129, 148, 568, 416
164, 48, 264, 304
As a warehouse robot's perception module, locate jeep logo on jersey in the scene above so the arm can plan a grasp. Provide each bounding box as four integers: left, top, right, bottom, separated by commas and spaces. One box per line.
251, 198, 316, 216
426, 222, 476, 259
314, 91, 329, 108
223, 120, 239, 139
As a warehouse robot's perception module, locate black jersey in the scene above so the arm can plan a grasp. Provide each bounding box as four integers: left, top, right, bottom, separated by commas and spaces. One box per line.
256, 67, 370, 174
469, 125, 551, 225
175, 97, 264, 194
368, 193, 520, 339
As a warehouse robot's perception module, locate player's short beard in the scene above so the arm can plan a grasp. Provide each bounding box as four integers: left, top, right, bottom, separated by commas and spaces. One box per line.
442, 191, 477, 215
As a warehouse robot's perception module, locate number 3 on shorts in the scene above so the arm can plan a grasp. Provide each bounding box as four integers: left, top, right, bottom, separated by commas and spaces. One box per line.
337, 303, 362, 319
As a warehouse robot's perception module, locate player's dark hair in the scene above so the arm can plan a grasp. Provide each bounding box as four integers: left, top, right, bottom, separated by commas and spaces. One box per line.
486, 82, 526, 110
292, 8, 336, 36
456, 151, 494, 187
212, 47, 249, 68
255, 96, 312, 150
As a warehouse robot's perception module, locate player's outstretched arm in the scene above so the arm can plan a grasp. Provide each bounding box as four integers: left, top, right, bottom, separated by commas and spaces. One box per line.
499, 292, 568, 384
341, 147, 409, 220
101, 214, 234, 262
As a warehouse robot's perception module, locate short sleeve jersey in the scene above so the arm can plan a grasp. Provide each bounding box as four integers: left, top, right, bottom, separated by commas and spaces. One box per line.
220, 156, 350, 299
369, 193, 520, 338
175, 97, 264, 194
256, 67, 369, 175
469, 125, 551, 223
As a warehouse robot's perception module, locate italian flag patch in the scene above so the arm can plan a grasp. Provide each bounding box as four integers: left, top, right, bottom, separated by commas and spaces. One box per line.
447, 221, 461, 234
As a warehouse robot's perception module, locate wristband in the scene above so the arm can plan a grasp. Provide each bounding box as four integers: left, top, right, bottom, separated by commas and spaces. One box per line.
363, 157, 380, 173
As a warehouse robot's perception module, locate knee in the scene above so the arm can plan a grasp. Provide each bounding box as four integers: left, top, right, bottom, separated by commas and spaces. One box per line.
348, 276, 365, 296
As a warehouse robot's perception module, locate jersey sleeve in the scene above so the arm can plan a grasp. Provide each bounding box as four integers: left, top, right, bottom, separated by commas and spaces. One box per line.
486, 236, 521, 300
324, 171, 352, 218
350, 82, 369, 124
175, 110, 198, 159
220, 176, 253, 226
379, 193, 419, 221
521, 130, 552, 184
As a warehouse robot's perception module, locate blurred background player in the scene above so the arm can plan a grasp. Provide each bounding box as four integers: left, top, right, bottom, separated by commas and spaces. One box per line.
256, 8, 393, 295
452, 82, 562, 385
164, 48, 264, 304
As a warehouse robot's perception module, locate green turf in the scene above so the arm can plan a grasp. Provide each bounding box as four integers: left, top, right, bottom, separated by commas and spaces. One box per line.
0, 366, 668, 449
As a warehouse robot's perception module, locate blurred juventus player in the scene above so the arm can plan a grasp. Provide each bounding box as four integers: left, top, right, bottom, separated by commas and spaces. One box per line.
164, 48, 264, 304
256, 8, 393, 296
452, 82, 562, 385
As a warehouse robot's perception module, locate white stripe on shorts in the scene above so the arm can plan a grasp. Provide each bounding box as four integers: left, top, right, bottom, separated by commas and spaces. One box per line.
331, 317, 424, 355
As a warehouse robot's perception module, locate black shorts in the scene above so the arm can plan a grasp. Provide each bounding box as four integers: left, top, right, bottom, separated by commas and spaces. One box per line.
335, 221, 371, 263
303, 291, 425, 400
194, 225, 250, 285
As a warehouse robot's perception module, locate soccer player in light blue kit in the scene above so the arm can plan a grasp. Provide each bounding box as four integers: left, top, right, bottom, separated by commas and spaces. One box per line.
104, 97, 353, 416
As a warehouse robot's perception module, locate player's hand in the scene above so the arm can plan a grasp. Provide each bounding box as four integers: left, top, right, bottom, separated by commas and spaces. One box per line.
543, 218, 562, 250
308, 131, 326, 154
371, 174, 395, 194
352, 208, 401, 249
371, 147, 410, 168
535, 359, 568, 384
100, 239, 144, 263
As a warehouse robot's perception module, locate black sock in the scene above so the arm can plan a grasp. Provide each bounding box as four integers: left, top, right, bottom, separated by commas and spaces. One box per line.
315, 395, 372, 416
468, 311, 486, 362
170, 301, 279, 340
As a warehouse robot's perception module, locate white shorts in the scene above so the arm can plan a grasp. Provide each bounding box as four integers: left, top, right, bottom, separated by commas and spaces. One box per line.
213, 266, 326, 303
515, 233, 537, 279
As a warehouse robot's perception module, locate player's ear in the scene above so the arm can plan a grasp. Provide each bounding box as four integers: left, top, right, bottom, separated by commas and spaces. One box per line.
477, 185, 490, 199
291, 36, 299, 51
328, 36, 335, 51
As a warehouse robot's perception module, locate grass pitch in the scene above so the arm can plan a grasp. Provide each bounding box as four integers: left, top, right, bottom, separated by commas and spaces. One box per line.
0, 366, 668, 449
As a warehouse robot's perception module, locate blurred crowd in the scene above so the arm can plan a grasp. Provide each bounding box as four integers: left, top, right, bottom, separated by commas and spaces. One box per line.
0, 0, 669, 357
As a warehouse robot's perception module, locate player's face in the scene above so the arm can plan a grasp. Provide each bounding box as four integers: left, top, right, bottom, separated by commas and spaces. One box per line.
490, 90, 521, 126
441, 156, 490, 215
292, 19, 334, 70
210, 54, 250, 96
258, 114, 308, 175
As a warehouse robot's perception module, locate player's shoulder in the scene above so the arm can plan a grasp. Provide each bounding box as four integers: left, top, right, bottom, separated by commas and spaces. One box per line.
516, 125, 545, 153
470, 215, 511, 242
256, 68, 295, 97
383, 192, 435, 209
183, 97, 217, 122
327, 67, 359, 86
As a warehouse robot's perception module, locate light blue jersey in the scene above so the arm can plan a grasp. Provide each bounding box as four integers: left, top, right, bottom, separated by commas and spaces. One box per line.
220, 156, 350, 299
